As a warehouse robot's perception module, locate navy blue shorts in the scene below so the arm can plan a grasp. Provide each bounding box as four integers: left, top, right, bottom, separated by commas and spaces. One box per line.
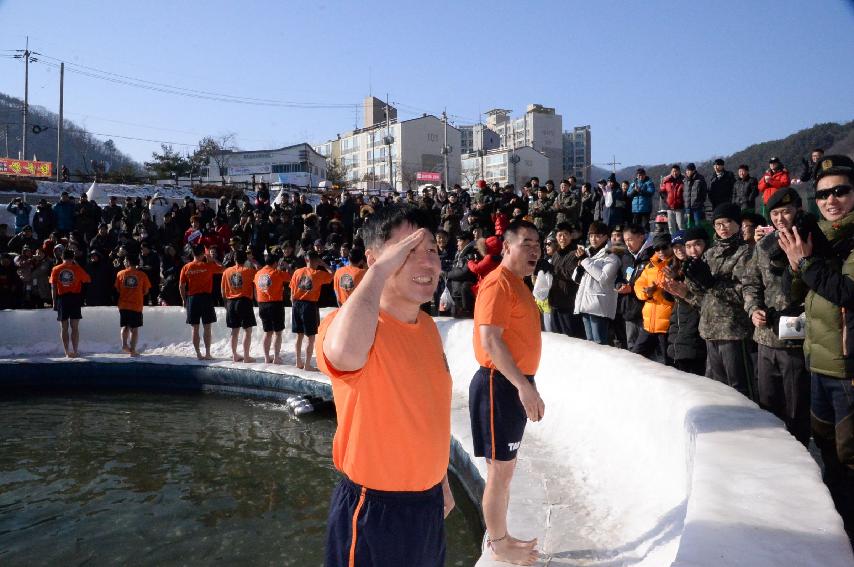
56, 293, 83, 321
291, 299, 319, 335
325, 477, 445, 567
119, 309, 143, 329
469, 366, 535, 461
226, 297, 256, 329
186, 293, 216, 325
258, 301, 285, 333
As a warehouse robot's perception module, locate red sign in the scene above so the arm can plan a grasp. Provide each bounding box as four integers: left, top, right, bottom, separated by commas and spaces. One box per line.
416, 171, 441, 183
0, 158, 53, 178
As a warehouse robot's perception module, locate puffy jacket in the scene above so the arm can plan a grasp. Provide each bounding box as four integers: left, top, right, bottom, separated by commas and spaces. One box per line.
667, 290, 705, 362
618, 242, 653, 322
683, 173, 707, 210
628, 178, 656, 214
660, 175, 684, 210
52, 201, 76, 232
32, 205, 55, 239
574, 245, 621, 319
549, 242, 582, 310
634, 254, 674, 334
733, 176, 759, 211
784, 211, 854, 379
758, 169, 791, 203
6, 202, 32, 232
467, 237, 502, 296
708, 170, 736, 208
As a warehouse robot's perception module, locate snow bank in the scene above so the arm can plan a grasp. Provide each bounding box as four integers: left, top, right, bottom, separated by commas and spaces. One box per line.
0, 308, 851, 566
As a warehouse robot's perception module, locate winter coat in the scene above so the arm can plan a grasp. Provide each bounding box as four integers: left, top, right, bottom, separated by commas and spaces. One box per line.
667, 292, 705, 362
6, 202, 32, 232
708, 170, 736, 208
660, 175, 684, 210
32, 206, 56, 239
627, 178, 656, 214
634, 254, 674, 334
552, 190, 578, 225
742, 233, 804, 349
52, 201, 76, 232
686, 235, 752, 341
784, 211, 854, 379
733, 176, 759, 211
549, 243, 582, 311
530, 195, 555, 233
683, 173, 708, 210
618, 243, 653, 322
758, 169, 791, 203
447, 240, 478, 283
574, 245, 621, 319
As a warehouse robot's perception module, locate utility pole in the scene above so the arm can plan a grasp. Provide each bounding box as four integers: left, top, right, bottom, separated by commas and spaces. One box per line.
56, 61, 64, 181
385, 93, 393, 192
441, 110, 450, 191
22, 36, 30, 160
3, 125, 8, 158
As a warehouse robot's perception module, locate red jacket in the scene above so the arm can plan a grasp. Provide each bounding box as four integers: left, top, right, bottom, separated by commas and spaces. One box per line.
493, 212, 509, 237
467, 236, 502, 296
660, 175, 684, 209
758, 168, 791, 203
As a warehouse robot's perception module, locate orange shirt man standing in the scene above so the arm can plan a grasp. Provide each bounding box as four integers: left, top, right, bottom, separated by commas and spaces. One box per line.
221, 249, 257, 363
333, 247, 367, 306
253, 251, 292, 364
115, 254, 152, 357
49, 248, 92, 358
179, 245, 224, 360
289, 250, 333, 369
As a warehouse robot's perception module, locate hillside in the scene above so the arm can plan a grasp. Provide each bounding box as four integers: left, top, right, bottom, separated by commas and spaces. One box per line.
593, 121, 854, 183
0, 92, 138, 176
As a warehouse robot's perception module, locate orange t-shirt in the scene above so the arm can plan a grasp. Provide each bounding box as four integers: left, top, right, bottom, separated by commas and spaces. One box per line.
316, 309, 452, 491
333, 265, 367, 305
115, 268, 152, 312
49, 262, 91, 296
473, 265, 542, 376
179, 259, 224, 296
222, 265, 257, 300
289, 267, 333, 303
254, 265, 291, 303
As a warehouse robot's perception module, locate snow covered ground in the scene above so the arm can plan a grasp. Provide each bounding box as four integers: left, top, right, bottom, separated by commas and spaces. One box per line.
1, 307, 852, 566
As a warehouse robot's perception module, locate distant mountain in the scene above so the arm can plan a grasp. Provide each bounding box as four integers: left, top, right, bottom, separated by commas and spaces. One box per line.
0, 92, 138, 175
594, 121, 854, 183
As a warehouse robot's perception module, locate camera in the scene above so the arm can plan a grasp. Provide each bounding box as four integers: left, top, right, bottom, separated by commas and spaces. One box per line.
793, 211, 829, 252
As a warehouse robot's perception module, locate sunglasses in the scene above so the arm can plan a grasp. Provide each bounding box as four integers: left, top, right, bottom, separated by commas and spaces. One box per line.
815, 184, 853, 201
653, 245, 671, 252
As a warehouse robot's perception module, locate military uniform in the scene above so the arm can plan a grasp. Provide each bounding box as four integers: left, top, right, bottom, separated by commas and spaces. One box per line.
530, 195, 555, 234
551, 190, 579, 226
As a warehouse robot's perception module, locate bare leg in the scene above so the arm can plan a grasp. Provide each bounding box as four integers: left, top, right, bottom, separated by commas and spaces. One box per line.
230, 328, 242, 362
263, 332, 273, 363
242, 328, 254, 363
60, 320, 71, 358
294, 333, 304, 368
484, 458, 538, 565
192, 324, 203, 359
202, 324, 213, 359
121, 327, 131, 353
273, 331, 283, 364
303, 334, 316, 371
70, 319, 80, 357
129, 327, 140, 357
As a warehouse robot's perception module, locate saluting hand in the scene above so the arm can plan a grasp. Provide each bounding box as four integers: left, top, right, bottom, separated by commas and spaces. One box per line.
370, 228, 429, 278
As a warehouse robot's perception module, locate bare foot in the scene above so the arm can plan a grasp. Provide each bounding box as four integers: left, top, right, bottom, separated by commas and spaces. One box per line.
121, 345, 131, 353
264, 356, 273, 364
196, 352, 205, 360
304, 364, 317, 372
273, 357, 283, 365
232, 354, 243, 363
203, 353, 213, 360
129, 350, 140, 358
64, 352, 73, 359
295, 359, 304, 369
69, 351, 79, 359
243, 356, 256, 363
508, 535, 538, 548
490, 537, 539, 565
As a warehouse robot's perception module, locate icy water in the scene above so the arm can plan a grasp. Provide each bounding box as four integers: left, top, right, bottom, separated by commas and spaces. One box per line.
0, 392, 483, 566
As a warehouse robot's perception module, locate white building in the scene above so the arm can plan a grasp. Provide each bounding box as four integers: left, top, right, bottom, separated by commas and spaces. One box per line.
484, 105, 563, 183
563, 125, 591, 181
460, 146, 549, 189
459, 124, 501, 155
316, 98, 461, 192
199, 143, 327, 188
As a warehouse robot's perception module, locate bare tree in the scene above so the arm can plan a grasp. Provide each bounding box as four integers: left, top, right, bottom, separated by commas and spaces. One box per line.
399, 163, 420, 191
196, 133, 237, 185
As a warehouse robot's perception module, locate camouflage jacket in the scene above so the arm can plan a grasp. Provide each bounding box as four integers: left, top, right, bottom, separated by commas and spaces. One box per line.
686, 235, 753, 341
530, 196, 555, 233
742, 233, 805, 348
552, 191, 579, 226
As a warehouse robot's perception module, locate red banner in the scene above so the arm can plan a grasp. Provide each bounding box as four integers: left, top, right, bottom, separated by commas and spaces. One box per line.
416, 171, 441, 183
0, 158, 53, 178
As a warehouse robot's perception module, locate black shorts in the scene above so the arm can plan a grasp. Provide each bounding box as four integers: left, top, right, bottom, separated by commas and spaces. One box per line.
226, 297, 257, 329
291, 300, 319, 335
55, 293, 83, 321
186, 293, 216, 325
258, 301, 285, 333
325, 477, 445, 567
119, 309, 143, 328
469, 366, 535, 461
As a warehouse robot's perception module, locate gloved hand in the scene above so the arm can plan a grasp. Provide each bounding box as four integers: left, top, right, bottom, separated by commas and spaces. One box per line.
683, 257, 715, 290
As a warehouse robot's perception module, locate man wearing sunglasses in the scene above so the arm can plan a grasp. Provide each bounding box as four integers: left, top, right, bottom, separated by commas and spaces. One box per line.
780, 154, 854, 543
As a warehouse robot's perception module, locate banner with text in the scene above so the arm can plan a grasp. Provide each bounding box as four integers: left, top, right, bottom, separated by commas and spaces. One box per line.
0, 158, 53, 178
416, 171, 441, 183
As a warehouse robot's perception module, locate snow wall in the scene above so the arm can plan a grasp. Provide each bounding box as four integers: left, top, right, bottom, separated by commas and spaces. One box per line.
0, 307, 851, 567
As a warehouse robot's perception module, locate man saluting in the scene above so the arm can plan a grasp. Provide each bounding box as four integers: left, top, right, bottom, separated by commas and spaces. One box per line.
316, 204, 454, 567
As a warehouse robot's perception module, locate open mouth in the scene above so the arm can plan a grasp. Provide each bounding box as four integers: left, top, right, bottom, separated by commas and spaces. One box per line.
412, 275, 434, 285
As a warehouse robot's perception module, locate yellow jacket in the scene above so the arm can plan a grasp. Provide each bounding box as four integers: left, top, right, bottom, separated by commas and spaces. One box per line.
633, 255, 674, 334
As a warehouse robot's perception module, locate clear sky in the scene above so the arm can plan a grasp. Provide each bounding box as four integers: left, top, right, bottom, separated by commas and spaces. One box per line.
1, 0, 853, 168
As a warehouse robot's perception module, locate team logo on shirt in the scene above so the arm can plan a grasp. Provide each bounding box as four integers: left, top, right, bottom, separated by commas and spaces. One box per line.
257, 273, 272, 290
229, 272, 243, 288
124, 275, 139, 288
339, 273, 355, 291
59, 269, 75, 286
297, 275, 313, 291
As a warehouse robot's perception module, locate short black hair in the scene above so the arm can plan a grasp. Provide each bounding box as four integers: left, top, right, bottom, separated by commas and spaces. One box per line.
360, 204, 435, 250
588, 221, 610, 235
554, 221, 577, 234
622, 223, 647, 236
62, 248, 75, 260
348, 247, 365, 265
306, 250, 321, 261
126, 254, 140, 265
234, 249, 248, 265
505, 219, 538, 240
192, 244, 206, 257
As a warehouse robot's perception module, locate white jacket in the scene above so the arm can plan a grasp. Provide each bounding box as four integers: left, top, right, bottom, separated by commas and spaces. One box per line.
573, 245, 621, 319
